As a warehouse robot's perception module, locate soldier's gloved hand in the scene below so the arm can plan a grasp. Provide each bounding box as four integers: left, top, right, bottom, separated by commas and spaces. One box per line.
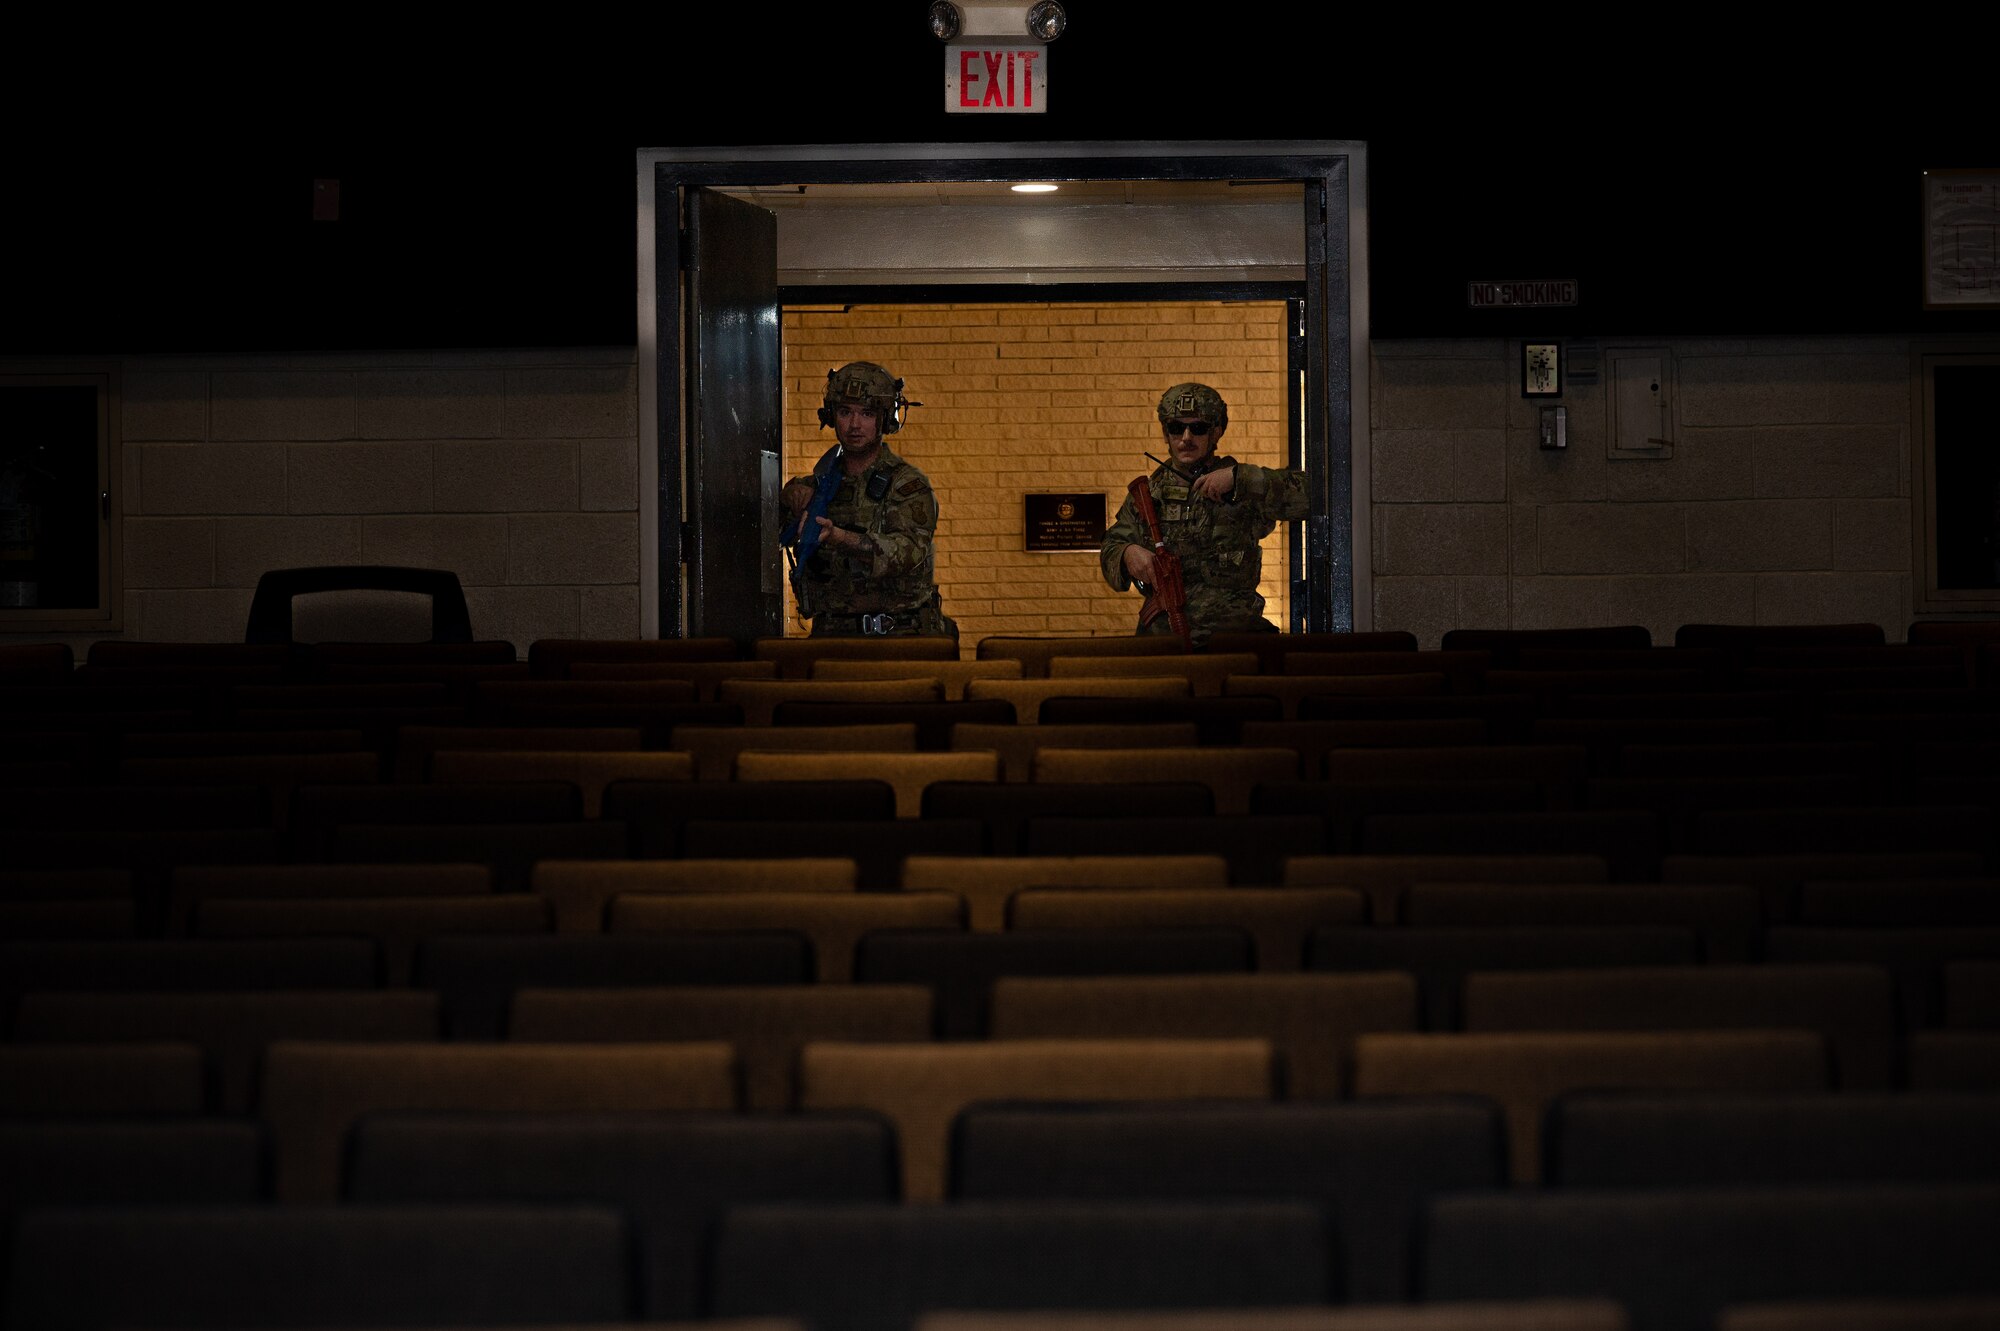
782, 481, 815, 518
1193, 465, 1236, 502
814, 517, 869, 554
1122, 544, 1156, 583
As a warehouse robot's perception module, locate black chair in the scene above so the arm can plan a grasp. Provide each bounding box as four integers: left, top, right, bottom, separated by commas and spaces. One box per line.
245, 565, 475, 645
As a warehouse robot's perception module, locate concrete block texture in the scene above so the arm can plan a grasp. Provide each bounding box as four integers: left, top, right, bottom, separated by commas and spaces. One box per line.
580, 440, 638, 511
1536, 503, 1688, 575
213, 517, 364, 587
1756, 572, 1908, 635
581, 585, 642, 638
508, 513, 640, 585
1833, 499, 1914, 571
1601, 574, 1757, 643
361, 515, 511, 586
464, 585, 582, 654
122, 588, 255, 642
1373, 576, 1457, 649
122, 372, 207, 442
210, 372, 355, 441
1373, 429, 1507, 504
1752, 425, 1904, 499
1604, 429, 1757, 502
503, 366, 638, 439
435, 440, 578, 512
1376, 504, 1509, 576
1510, 427, 1608, 503
1456, 575, 1510, 630
1509, 576, 1612, 631
1680, 352, 1909, 426
1375, 353, 1508, 430
1687, 500, 1834, 572
288, 441, 434, 514
356, 370, 503, 439
139, 443, 287, 515
121, 518, 215, 589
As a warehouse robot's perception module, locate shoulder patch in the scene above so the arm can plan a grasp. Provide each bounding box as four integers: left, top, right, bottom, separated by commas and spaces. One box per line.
896, 477, 929, 497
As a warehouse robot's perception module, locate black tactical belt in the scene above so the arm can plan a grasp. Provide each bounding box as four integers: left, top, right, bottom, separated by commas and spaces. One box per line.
817, 612, 911, 635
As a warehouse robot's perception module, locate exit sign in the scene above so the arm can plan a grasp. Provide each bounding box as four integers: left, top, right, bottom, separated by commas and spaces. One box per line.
946, 45, 1046, 113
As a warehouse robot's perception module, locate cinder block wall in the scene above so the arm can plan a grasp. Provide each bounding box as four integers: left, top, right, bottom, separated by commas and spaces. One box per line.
781, 301, 1294, 642
11, 333, 1929, 653
1371, 336, 1914, 646
114, 351, 640, 652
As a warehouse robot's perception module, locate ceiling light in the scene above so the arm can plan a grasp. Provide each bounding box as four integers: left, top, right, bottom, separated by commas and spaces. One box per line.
1011, 183, 1059, 194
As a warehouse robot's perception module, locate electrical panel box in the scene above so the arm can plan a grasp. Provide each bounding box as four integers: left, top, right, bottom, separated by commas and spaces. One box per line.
1608, 347, 1674, 459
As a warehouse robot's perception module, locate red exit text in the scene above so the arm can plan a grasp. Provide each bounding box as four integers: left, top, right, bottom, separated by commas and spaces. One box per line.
946, 46, 1047, 114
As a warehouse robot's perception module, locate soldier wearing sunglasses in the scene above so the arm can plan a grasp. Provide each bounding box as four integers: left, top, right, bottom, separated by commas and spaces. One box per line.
1100, 382, 1309, 641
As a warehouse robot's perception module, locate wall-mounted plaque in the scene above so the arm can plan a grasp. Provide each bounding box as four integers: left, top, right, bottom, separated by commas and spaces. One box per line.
1024, 492, 1106, 552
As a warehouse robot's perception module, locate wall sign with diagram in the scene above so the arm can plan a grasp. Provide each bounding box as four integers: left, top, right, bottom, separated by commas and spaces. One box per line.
1024, 492, 1106, 552
1924, 169, 2000, 309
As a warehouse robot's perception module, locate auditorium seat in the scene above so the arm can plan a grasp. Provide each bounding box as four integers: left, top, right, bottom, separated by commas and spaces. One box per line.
1284, 854, 1610, 925
681, 820, 984, 889
774, 699, 1019, 748
1226, 674, 1452, 720
1, 940, 383, 1027
532, 858, 858, 932
527, 636, 743, 676
795, 1039, 1275, 1201
346, 1111, 893, 1318
1462, 965, 1897, 1088
605, 778, 897, 856
1353, 1030, 1829, 1181
1401, 882, 1763, 963
1048, 652, 1261, 697
15, 990, 439, 1111
813, 656, 1024, 698
1009, 889, 1368, 974
1905, 1033, 2000, 1089
1945, 961, 2000, 1026
1445, 626, 1653, 660
471, 678, 712, 729
1255, 780, 1544, 854
756, 634, 960, 679
950, 722, 1201, 782
975, 635, 1186, 678
169, 862, 495, 935
1664, 853, 1990, 923
1798, 879, 2000, 927
950, 1099, 1500, 1303
508, 984, 935, 1108
0, 1044, 205, 1115
413, 934, 815, 1037
670, 723, 918, 781
966, 677, 1190, 723
852, 929, 1254, 1038
1765, 927, 2000, 1028
1421, 1184, 1999, 1331
7, 1205, 632, 1330
1546, 1091, 2000, 1186
1311, 926, 1700, 1030
1356, 810, 1664, 882
720, 678, 945, 725
736, 749, 1000, 817
1036, 695, 1283, 744
1032, 746, 1300, 814
914, 1303, 1627, 1331
288, 783, 581, 858
922, 781, 1215, 854
1024, 815, 1323, 884
327, 821, 633, 891
1240, 719, 1494, 771
1205, 629, 1421, 674
988, 971, 1413, 1097
192, 895, 551, 985
902, 854, 1229, 932
392, 724, 645, 782
428, 749, 691, 816
608, 891, 966, 982
1718, 1296, 2000, 1331
569, 658, 780, 699
258, 1039, 738, 1200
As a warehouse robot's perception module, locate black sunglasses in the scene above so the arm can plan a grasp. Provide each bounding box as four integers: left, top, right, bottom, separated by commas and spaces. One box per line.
1164, 420, 1213, 437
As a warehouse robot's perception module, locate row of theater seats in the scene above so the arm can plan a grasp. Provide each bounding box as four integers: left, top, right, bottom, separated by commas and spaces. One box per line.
5, 623, 2000, 1330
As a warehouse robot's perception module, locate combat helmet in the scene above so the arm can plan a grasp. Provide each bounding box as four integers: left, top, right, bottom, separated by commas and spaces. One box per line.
1156, 382, 1228, 432
819, 361, 909, 435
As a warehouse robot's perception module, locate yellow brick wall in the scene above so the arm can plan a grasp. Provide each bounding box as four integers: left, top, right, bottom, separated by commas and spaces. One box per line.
782, 301, 1292, 649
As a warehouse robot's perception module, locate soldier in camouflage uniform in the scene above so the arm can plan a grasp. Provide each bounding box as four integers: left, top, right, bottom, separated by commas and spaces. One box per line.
1100, 382, 1310, 641
781, 361, 955, 639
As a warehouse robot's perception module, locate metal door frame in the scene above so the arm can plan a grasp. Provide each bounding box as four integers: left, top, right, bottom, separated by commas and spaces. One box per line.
638, 141, 1370, 638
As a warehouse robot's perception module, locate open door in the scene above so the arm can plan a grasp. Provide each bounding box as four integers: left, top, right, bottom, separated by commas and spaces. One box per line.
683, 186, 783, 639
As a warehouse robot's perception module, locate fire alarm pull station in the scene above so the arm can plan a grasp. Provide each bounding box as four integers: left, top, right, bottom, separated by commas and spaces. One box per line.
1539, 406, 1568, 450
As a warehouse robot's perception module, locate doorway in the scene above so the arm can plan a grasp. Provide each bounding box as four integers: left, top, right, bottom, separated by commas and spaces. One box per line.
637, 143, 1368, 642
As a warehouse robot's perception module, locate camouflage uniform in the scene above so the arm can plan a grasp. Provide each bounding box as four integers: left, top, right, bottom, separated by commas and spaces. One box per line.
787, 444, 954, 638
1101, 383, 1309, 641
